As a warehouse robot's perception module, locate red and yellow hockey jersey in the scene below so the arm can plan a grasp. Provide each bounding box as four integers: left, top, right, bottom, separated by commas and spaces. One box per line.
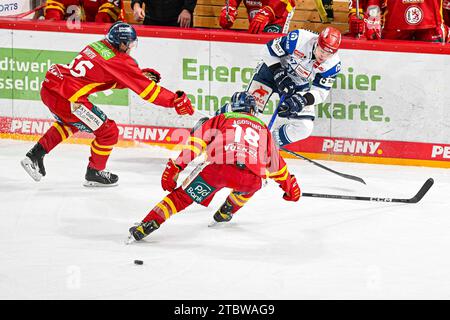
45, 0, 122, 22
228, 0, 296, 26
174, 112, 289, 181
43, 39, 177, 108
350, 0, 446, 30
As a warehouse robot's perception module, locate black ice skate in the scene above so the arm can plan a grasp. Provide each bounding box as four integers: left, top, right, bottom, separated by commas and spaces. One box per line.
21, 143, 47, 182
84, 166, 119, 187
127, 220, 160, 244
208, 200, 234, 227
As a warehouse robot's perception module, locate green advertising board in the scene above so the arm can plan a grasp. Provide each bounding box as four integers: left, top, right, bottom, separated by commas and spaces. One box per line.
0, 48, 128, 106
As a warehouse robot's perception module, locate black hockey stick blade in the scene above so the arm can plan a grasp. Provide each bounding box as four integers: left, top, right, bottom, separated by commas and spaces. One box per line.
302, 178, 434, 204
280, 147, 366, 185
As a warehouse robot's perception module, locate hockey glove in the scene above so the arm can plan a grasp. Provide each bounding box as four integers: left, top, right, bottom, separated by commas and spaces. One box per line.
219, 6, 237, 29
248, 6, 275, 34
173, 91, 194, 115
364, 6, 381, 40
279, 174, 301, 202
142, 68, 161, 83
273, 68, 296, 97
348, 14, 365, 36
161, 159, 182, 192
278, 93, 307, 118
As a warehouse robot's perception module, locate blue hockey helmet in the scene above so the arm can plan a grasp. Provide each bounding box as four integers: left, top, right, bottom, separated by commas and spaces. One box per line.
106, 22, 137, 51
230, 92, 258, 115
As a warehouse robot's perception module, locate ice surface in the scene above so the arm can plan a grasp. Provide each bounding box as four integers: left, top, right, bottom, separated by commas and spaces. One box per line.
1, 139, 449, 299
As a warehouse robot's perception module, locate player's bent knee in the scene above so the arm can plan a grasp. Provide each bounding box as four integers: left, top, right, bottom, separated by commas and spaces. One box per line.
280, 119, 314, 144
95, 119, 119, 145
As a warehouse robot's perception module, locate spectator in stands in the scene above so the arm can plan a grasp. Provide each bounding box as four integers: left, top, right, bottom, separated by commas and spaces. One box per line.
219, 0, 296, 34
44, 0, 122, 22
131, 0, 196, 27
348, 0, 449, 42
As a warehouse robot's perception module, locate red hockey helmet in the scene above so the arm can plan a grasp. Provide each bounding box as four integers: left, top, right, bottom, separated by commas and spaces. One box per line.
317, 27, 342, 54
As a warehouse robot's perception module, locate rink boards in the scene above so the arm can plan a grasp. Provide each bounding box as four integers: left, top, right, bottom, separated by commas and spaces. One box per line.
0, 20, 449, 168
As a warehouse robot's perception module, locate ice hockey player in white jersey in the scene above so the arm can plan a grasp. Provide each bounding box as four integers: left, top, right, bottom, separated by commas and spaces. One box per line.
245, 27, 342, 146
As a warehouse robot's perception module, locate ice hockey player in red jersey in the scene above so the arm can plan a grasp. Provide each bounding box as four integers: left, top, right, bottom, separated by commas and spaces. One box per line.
21, 22, 194, 187
349, 0, 449, 42
127, 91, 301, 242
348, 0, 381, 39
45, 0, 122, 23
219, 0, 296, 34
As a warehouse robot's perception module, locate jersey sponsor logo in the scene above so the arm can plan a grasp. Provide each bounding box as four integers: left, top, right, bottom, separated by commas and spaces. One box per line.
431, 145, 450, 159
270, 38, 285, 56
404, 6, 423, 25
294, 63, 312, 79
71, 104, 104, 131
248, 81, 272, 113
319, 77, 335, 88
48, 64, 63, 80
293, 49, 304, 58
322, 139, 382, 155
185, 176, 215, 203
289, 32, 299, 41
83, 47, 97, 60
246, 1, 262, 6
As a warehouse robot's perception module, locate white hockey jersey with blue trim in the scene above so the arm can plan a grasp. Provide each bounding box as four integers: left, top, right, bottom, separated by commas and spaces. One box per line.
264, 29, 342, 105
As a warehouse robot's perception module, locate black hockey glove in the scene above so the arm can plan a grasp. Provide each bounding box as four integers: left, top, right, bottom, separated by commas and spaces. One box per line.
278, 94, 308, 119
273, 68, 296, 97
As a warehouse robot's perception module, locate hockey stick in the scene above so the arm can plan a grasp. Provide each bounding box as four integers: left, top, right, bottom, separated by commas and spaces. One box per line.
302, 178, 434, 203
281, 146, 366, 184
269, 95, 366, 184
226, 0, 230, 21
268, 95, 285, 130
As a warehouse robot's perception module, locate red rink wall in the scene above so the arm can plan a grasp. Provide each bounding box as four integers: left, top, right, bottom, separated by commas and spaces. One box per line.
1, 20, 450, 168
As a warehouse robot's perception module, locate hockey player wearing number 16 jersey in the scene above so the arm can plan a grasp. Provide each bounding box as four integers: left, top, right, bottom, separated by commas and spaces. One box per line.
244, 27, 342, 147
128, 92, 300, 242
21, 22, 194, 187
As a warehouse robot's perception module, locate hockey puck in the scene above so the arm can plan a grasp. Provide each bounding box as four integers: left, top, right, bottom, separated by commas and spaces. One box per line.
134, 260, 143, 265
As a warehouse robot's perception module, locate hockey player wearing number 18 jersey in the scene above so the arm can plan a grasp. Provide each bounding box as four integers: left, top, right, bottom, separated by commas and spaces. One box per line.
21, 22, 194, 187
128, 92, 300, 242
243, 27, 342, 147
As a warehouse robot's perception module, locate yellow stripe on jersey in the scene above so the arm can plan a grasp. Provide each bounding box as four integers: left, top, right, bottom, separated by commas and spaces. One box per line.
147, 86, 161, 103
69, 83, 105, 102
182, 144, 202, 155
92, 140, 114, 150
53, 122, 67, 140
280, 0, 293, 13
273, 170, 289, 182
45, 0, 65, 14
91, 145, 112, 156
268, 165, 287, 178
139, 82, 156, 98
163, 197, 177, 215
156, 203, 170, 220
188, 137, 207, 149
230, 193, 246, 206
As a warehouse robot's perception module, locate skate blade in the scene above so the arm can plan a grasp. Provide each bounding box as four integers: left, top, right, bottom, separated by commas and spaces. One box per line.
125, 234, 136, 245
208, 220, 229, 228
20, 158, 42, 182
83, 180, 119, 187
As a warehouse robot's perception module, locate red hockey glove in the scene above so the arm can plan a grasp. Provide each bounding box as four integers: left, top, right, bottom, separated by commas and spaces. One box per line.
173, 91, 194, 115
279, 174, 301, 202
364, 6, 381, 40
348, 14, 365, 36
161, 159, 182, 192
219, 6, 237, 29
142, 68, 161, 83
248, 6, 275, 34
